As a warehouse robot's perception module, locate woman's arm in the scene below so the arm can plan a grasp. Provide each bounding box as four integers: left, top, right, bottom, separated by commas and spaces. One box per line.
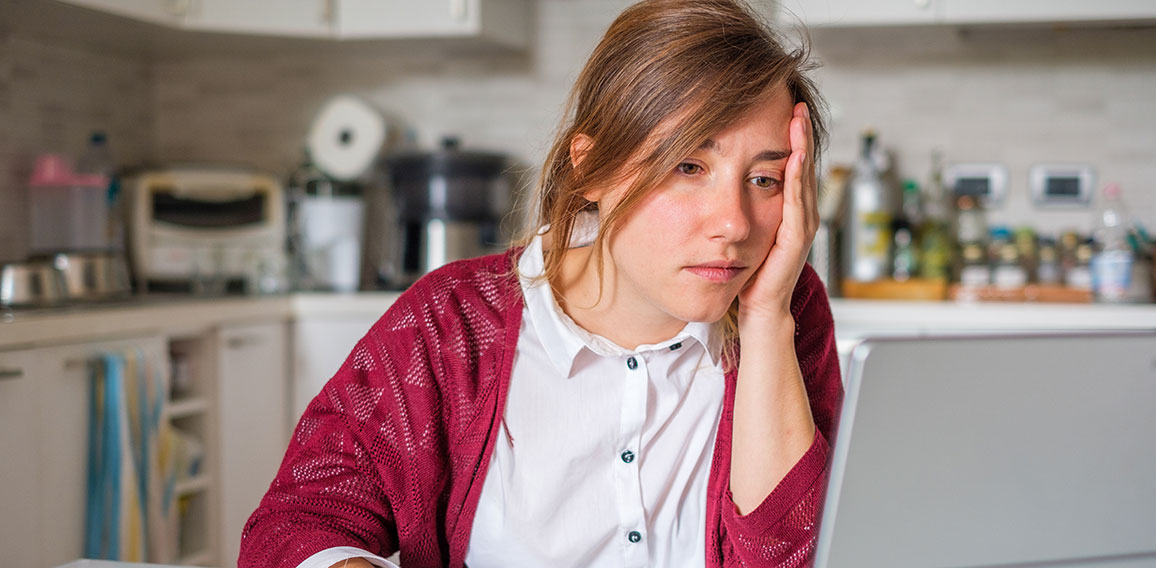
730, 101, 822, 513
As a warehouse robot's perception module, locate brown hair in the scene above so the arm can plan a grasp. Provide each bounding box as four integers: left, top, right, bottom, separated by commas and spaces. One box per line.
519, 0, 827, 349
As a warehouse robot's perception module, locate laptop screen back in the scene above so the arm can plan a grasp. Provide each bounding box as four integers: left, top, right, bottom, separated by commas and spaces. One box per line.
815, 332, 1156, 568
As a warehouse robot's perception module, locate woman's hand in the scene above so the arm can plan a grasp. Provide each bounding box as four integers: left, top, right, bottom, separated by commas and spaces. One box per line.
737, 101, 818, 321
729, 101, 818, 513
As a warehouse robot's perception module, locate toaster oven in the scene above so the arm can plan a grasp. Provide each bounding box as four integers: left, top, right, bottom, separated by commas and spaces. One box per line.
124, 167, 285, 292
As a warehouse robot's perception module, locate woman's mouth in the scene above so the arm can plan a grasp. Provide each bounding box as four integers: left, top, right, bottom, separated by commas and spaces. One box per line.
684, 263, 746, 283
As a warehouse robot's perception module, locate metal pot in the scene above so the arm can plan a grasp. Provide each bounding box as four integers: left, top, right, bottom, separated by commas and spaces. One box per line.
39, 251, 132, 301
371, 138, 513, 289
0, 260, 68, 307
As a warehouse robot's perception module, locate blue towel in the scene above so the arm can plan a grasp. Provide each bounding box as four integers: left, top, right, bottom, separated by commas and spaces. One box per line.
85, 349, 176, 562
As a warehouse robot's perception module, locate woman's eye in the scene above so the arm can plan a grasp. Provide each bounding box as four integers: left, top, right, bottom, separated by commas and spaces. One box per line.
677, 162, 702, 175
751, 176, 781, 189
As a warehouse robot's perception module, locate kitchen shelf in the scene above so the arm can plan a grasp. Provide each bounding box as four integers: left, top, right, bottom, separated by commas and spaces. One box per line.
175, 474, 211, 497
168, 397, 209, 419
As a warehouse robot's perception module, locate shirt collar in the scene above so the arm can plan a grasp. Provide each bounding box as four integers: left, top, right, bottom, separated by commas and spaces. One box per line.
517, 213, 724, 377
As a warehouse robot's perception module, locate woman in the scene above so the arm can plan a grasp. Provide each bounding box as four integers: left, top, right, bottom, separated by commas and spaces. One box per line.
240, 0, 842, 566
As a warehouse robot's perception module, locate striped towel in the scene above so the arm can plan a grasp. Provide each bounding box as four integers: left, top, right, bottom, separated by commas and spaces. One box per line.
85, 350, 179, 563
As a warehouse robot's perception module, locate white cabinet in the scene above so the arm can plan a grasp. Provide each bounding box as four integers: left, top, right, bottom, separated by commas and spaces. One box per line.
0, 348, 43, 568
777, 0, 1156, 27
940, 0, 1156, 24
36, 336, 171, 568
336, 0, 531, 48
55, 0, 183, 26
185, 0, 332, 37
0, 335, 169, 568
777, 0, 939, 27
57, 0, 331, 36
214, 320, 291, 567
291, 314, 378, 420
53, 0, 530, 46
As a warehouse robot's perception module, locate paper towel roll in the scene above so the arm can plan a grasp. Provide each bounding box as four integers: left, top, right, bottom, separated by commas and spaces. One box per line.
306, 95, 386, 181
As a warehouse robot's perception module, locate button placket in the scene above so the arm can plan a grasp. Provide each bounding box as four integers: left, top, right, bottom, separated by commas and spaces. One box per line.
615, 350, 649, 568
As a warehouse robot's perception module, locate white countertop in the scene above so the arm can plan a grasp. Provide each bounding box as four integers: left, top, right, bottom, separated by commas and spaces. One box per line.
2, 292, 1153, 351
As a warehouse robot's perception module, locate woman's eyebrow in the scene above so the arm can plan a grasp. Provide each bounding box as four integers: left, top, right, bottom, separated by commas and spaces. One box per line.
754, 149, 791, 162
697, 139, 790, 162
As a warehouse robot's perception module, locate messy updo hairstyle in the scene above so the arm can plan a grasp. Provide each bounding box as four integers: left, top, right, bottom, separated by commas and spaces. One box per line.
519, 0, 827, 344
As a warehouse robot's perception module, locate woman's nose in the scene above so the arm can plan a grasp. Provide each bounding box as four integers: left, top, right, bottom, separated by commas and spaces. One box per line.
705, 181, 751, 243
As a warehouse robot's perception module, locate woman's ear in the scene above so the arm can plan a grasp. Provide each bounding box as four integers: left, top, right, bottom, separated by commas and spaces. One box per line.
569, 133, 593, 169
570, 134, 606, 202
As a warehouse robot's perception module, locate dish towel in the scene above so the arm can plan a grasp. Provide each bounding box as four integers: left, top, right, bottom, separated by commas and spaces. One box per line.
85, 349, 178, 562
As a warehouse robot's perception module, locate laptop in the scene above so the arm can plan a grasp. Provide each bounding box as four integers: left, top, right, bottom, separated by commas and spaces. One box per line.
815, 332, 1156, 568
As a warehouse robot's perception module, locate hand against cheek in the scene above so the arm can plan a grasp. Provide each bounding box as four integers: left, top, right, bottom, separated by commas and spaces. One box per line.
738, 102, 819, 321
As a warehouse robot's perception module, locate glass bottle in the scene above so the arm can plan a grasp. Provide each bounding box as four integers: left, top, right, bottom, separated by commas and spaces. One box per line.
918, 151, 953, 281
1036, 237, 1061, 285
1090, 183, 1134, 303
843, 129, 892, 283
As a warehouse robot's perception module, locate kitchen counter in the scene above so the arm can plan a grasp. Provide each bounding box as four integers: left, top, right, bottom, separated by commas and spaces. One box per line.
3, 292, 1153, 351
3, 293, 1154, 350
0, 292, 402, 349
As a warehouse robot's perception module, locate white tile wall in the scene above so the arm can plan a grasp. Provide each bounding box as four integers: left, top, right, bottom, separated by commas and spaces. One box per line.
0, 33, 153, 261
2, 0, 1154, 262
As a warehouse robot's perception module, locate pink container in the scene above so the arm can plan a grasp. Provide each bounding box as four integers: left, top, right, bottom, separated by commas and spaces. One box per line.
28, 154, 113, 254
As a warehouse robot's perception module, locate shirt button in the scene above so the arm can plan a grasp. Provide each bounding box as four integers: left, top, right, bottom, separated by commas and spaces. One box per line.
620, 450, 635, 464
627, 531, 642, 543
669, 342, 682, 351
626, 356, 638, 370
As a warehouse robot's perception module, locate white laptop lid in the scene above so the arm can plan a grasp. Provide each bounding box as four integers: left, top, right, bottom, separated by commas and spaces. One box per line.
815, 332, 1156, 568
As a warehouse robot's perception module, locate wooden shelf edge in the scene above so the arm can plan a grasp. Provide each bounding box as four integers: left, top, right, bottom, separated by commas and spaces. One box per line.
175, 474, 211, 496
168, 397, 209, 419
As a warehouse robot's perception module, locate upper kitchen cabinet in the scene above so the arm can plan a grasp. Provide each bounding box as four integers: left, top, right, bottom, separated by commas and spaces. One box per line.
50, 0, 530, 47
336, 0, 530, 48
940, 0, 1156, 25
53, 0, 184, 27
183, 0, 333, 37
55, 0, 333, 37
777, 0, 939, 27
776, 0, 1156, 27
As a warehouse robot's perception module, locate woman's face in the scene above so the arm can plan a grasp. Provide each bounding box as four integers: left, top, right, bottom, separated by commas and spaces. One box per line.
592, 88, 794, 332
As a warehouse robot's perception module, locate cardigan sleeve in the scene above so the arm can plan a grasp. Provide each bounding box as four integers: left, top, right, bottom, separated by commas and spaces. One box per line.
237, 332, 401, 568
719, 265, 844, 567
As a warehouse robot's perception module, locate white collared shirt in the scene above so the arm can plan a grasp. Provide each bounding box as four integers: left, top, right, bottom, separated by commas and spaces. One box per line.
299, 216, 726, 568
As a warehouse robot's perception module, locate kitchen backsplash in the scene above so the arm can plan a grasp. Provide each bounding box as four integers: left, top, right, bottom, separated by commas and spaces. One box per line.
2, 0, 1155, 262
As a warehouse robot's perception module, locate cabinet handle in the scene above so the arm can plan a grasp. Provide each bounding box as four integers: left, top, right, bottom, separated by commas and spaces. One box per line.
450, 0, 468, 22
0, 368, 24, 380
226, 335, 264, 349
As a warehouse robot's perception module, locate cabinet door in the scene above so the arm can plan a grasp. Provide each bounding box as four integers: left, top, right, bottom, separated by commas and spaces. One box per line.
54, 0, 185, 26
336, 0, 477, 39
216, 321, 290, 567
185, 0, 333, 37
776, 0, 940, 26
941, 0, 1156, 24
34, 336, 169, 568
0, 349, 43, 568
291, 316, 378, 420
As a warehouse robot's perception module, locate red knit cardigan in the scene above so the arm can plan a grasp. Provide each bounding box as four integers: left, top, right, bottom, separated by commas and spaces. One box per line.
240, 250, 843, 568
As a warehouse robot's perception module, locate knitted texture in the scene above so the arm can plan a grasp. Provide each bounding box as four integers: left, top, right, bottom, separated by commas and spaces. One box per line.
239, 251, 842, 568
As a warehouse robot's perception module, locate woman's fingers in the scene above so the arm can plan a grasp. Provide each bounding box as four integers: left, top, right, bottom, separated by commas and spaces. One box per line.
783, 103, 816, 246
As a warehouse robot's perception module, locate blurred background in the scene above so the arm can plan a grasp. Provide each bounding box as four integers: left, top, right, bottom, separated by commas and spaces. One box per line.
1, 1, 1154, 567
